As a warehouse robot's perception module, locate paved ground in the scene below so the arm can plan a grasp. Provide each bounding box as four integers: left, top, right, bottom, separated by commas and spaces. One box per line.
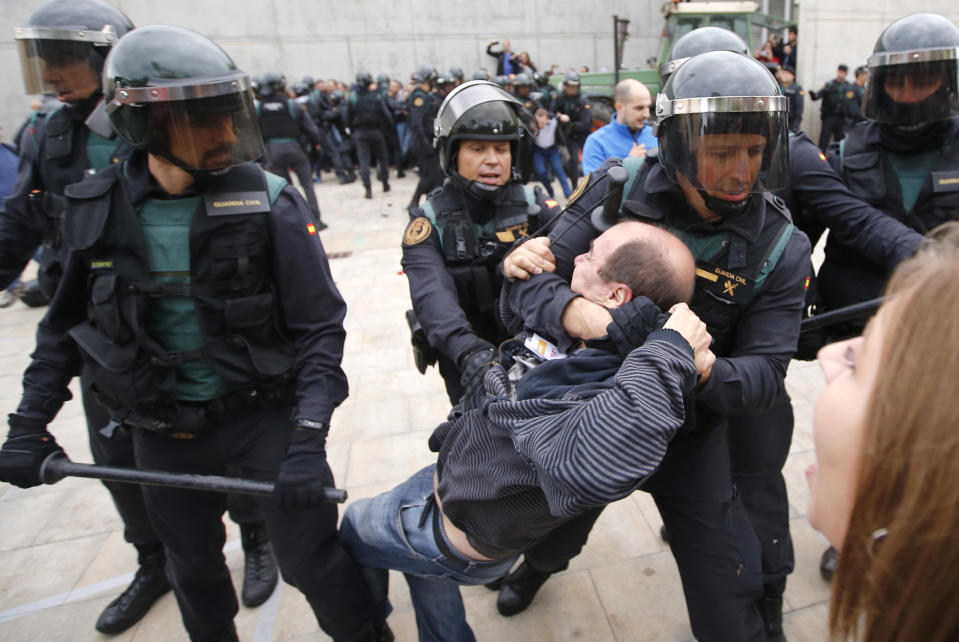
0, 171, 833, 641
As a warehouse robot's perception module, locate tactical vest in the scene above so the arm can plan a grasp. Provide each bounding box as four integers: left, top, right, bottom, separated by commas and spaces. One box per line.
258, 97, 301, 141
350, 90, 384, 129
421, 182, 536, 317
61, 162, 292, 433
618, 156, 794, 357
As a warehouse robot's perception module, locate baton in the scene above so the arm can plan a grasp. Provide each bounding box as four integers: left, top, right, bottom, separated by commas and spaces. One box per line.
38, 451, 348, 503
799, 297, 884, 334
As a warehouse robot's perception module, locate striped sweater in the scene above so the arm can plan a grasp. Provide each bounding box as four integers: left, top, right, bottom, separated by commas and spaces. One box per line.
432, 328, 696, 557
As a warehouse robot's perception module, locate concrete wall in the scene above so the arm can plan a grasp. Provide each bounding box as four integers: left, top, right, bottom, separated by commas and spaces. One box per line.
0, 0, 666, 137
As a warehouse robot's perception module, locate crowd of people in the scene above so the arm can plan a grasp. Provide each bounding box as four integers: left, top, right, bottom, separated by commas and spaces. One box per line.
1, 2, 959, 642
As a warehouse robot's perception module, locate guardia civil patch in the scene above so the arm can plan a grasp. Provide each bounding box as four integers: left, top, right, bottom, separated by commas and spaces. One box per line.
413, 97, 424, 107
846, 90, 854, 99
566, 173, 590, 207
403, 217, 432, 245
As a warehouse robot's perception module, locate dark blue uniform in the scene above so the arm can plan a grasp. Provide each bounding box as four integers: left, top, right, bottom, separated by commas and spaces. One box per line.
11, 152, 378, 640
501, 157, 811, 641
549, 92, 592, 184
783, 82, 805, 133
407, 87, 444, 207
347, 87, 392, 191
810, 78, 850, 150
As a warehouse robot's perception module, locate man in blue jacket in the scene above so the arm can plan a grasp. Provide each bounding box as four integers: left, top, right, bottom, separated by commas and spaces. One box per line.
582, 79, 657, 173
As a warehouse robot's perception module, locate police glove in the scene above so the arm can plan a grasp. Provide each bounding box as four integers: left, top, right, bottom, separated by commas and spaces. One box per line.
0, 414, 63, 488
606, 296, 668, 359
458, 340, 496, 410
274, 424, 330, 510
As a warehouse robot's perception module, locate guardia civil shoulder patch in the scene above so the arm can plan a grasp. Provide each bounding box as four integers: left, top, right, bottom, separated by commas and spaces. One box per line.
413, 97, 424, 107
846, 90, 854, 99
403, 217, 432, 245
567, 173, 590, 207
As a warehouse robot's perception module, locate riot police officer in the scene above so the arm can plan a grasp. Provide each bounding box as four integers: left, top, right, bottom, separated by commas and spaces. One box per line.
306, 80, 357, 185
778, 64, 805, 133
497, 52, 810, 642
815, 11, 959, 580
0, 25, 388, 642
810, 64, 851, 150
448, 66, 465, 86
348, 71, 391, 199
258, 71, 327, 229
401, 80, 559, 404
532, 71, 556, 109
659, 26, 749, 82
549, 71, 592, 185
407, 65, 444, 210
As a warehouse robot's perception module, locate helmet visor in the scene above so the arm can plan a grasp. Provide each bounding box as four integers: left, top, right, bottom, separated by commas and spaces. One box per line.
15, 33, 107, 96
659, 110, 790, 194
435, 80, 537, 141
863, 48, 959, 124
145, 88, 263, 171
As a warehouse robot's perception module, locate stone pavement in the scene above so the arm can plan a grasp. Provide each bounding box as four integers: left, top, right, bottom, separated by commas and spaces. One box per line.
0, 172, 833, 641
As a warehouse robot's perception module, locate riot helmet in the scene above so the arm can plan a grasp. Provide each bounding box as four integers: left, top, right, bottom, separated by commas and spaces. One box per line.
513, 73, 532, 87
104, 25, 262, 174
449, 66, 464, 83
14, 0, 134, 103
356, 71, 373, 88
260, 71, 285, 97
660, 27, 749, 82
376, 73, 390, 86
302, 75, 315, 88
492, 75, 510, 87
472, 69, 489, 81
862, 13, 959, 125
655, 51, 789, 219
532, 71, 548, 87
251, 74, 264, 96
411, 65, 437, 85
433, 80, 536, 198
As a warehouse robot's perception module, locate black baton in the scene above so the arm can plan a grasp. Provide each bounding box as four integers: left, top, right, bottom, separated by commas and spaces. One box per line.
799, 297, 885, 334
38, 451, 348, 503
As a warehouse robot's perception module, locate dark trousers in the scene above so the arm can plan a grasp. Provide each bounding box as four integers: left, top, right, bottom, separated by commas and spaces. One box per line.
562, 138, 584, 186
818, 114, 845, 151
354, 128, 389, 188
266, 140, 322, 222
384, 124, 404, 170
727, 398, 795, 595
521, 424, 765, 642
317, 128, 354, 181
410, 141, 444, 208
131, 404, 378, 642
83, 376, 261, 555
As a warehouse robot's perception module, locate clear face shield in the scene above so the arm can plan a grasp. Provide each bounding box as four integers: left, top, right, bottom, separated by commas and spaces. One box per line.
14, 26, 116, 99
434, 80, 537, 142
656, 94, 790, 198
108, 72, 263, 172
863, 47, 959, 125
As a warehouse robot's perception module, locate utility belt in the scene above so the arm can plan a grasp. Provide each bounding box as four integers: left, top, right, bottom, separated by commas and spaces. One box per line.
91, 375, 295, 440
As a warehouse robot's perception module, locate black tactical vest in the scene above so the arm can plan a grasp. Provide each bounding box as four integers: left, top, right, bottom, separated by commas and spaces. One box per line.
61, 162, 293, 433
350, 90, 384, 129
258, 96, 301, 141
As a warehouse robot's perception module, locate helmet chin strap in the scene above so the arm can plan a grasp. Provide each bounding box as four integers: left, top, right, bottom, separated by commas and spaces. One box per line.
451, 170, 508, 201
698, 190, 753, 219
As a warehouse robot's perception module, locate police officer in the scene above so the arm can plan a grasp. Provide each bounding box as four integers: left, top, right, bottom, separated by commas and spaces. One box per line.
532, 71, 556, 109
448, 66, 465, 87
1, 2, 178, 633
375, 74, 405, 177
549, 71, 592, 185
815, 12, 959, 580
258, 71, 327, 229
0, 25, 390, 642
401, 80, 559, 405
511, 73, 538, 184
659, 26, 749, 83
306, 79, 357, 185
348, 71, 391, 199
778, 64, 805, 133
383, 79, 408, 178
810, 63, 851, 150
407, 65, 444, 210
844, 65, 868, 126
498, 52, 810, 642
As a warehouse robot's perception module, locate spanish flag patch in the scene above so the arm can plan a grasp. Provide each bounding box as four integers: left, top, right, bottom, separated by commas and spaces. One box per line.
545, 199, 558, 209
818, 152, 827, 162
307, 223, 317, 235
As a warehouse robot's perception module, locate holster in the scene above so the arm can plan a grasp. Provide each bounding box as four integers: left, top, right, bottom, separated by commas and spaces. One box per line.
406, 309, 437, 375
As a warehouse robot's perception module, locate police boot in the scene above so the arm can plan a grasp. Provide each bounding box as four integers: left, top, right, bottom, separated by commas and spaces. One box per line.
496, 561, 552, 616
382, 179, 390, 193
396, 167, 405, 178
240, 522, 278, 608
757, 589, 786, 642
95, 547, 171, 634
820, 545, 839, 581
364, 184, 373, 199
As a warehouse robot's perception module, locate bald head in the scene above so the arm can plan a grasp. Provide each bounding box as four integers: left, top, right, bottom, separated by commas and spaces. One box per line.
614, 79, 652, 132
571, 221, 695, 311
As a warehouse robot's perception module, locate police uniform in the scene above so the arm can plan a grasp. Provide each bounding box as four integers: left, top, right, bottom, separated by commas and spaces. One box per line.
549, 91, 592, 185
407, 85, 444, 208
783, 82, 805, 133
258, 92, 325, 224
810, 77, 850, 150
348, 84, 392, 195
307, 87, 356, 184
403, 179, 558, 403
844, 83, 867, 125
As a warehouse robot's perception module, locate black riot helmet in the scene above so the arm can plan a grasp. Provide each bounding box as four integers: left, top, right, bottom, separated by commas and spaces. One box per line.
563, 71, 581, 89
655, 51, 789, 219
376, 73, 390, 86
660, 27, 749, 82
863, 13, 959, 126
449, 66, 464, 83
532, 71, 548, 87
14, 0, 134, 102
261, 71, 285, 97
472, 69, 489, 81
356, 70, 373, 87
302, 75, 315, 88
411, 65, 437, 85
104, 25, 262, 174
492, 75, 510, 87
433, 80, 537, 198
513, 73, 532, 87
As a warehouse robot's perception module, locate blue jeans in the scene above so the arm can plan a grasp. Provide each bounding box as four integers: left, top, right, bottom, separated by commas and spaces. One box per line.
532, 145, 572, 197
340, 465, 517, 642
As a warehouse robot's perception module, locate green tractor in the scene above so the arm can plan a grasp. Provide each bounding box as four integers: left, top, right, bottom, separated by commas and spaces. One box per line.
556, 1, 796, 126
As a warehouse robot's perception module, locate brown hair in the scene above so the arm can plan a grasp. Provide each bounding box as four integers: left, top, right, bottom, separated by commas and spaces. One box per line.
830, 221, 959, 642
598, 226, 694, 310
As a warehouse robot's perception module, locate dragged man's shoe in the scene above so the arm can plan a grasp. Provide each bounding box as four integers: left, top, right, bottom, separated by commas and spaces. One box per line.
95, 560, 171, 634
241, 523, 279, 608
820, 545, 839, 582
496, 561, 552, 616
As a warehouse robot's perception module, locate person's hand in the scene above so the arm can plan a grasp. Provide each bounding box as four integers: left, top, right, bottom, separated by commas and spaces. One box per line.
663, 303, 712, 364
274, 427, 330, 510
503, 237, 556, 280
458, 340, 497, 410
558, 113, 570, 123
628, 143, 647, 158
0, 415, 63, 488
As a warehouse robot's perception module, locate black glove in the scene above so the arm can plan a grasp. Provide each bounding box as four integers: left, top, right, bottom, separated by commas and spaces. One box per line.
0, 414, 63, 488
274, 426, 330, 510
606, 296, 668, 358
458, 340, 496, 410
